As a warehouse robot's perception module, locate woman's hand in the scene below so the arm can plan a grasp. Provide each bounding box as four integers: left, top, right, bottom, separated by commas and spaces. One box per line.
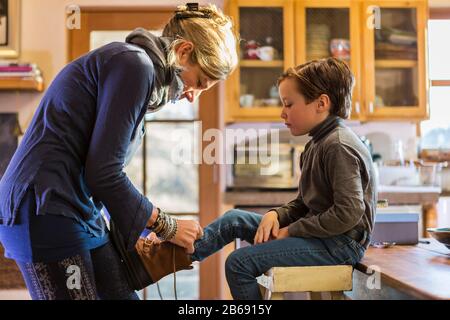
169, 219, 203, 254
146, 207, 160, 229
254, 210, 280, 245
145, 232, 162, 244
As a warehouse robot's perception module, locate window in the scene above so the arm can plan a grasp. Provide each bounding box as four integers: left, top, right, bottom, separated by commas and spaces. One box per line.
420, 16, 450, 150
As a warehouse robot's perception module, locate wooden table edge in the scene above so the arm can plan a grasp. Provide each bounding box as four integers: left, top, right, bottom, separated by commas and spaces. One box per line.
355, 243, 450, 300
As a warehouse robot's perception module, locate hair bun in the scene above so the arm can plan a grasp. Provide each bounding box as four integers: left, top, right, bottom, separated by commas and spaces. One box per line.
185, 3, 199, 11
164, 3, 239, 80
176, 3, 209, 18
175, 3, 230, 23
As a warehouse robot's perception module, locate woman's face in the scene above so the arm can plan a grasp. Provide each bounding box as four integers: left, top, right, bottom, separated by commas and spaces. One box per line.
278, 78, 330, 136
176, 42, 218, 103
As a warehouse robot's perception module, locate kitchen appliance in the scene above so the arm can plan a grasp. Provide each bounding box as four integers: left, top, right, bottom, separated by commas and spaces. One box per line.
371, 206, 421, 245
227, 139, 304, 190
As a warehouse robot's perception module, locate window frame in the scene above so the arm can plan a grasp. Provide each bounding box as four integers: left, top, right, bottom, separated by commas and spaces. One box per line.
429, 8, 450, 87
419, 8, 450, 160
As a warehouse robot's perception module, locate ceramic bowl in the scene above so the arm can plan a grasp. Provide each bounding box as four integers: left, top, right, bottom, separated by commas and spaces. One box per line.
427, 228, 450, 249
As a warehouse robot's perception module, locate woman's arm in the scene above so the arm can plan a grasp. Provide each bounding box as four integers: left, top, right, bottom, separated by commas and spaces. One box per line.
84, 50, 154, 251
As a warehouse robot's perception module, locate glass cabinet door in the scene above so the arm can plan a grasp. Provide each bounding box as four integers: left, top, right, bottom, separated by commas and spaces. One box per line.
363, 1, 427, 119
227, 0, 294, 121
295, 0, 362, 120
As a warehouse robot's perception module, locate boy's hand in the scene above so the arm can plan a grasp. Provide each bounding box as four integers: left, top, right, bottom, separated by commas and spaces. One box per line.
254, 210, 280, 245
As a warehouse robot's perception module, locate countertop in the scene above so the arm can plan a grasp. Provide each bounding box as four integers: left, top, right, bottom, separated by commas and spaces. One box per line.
355, 239, 450, 300
224, 185, 442, 206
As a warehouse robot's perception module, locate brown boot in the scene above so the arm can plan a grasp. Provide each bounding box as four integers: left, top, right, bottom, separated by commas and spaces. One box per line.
134, 237, 194, 284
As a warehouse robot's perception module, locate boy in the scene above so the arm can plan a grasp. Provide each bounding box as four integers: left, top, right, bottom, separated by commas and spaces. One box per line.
146, 58, 377, 300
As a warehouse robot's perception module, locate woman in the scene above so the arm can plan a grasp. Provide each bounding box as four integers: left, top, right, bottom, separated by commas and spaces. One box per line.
0, 3, 238, 300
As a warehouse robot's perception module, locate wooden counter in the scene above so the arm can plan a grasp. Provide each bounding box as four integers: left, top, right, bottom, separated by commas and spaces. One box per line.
225, 186, 441, 207
224, 190, 297, 207
348, 239, 450, 300
377, 185, 441, 205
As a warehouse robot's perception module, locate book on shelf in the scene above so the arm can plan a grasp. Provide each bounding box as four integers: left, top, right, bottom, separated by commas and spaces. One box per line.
0, 66, 34, 72
0, 63, 41, 79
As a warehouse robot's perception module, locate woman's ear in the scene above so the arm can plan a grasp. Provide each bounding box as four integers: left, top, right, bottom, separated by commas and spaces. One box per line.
176, 41, 194, 63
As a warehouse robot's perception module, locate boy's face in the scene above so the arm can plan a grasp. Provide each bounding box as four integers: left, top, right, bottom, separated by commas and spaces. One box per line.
279, 78, 330, 136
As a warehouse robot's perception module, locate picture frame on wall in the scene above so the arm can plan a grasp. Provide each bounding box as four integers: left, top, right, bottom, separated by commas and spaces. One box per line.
0, 0, 20, 58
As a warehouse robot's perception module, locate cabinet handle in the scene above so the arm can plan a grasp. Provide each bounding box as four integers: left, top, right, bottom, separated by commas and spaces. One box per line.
369, 101, 374, 114
355, 101, 361, 114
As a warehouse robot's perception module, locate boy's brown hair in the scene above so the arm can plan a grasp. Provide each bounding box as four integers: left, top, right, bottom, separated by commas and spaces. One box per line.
277, 58, 355, 119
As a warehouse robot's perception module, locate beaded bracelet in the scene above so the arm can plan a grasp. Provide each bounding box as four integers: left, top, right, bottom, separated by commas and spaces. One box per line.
147, 208, 178, 241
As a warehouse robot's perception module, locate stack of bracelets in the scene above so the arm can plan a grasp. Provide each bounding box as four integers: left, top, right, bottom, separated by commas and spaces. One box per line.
147, 208, 178, 241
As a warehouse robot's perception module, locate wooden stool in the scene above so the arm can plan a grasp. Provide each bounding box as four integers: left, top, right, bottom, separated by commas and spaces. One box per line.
257, 265, 353, 300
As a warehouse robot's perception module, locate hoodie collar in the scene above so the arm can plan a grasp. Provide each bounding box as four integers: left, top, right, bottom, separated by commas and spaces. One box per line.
125, 28, 184, 112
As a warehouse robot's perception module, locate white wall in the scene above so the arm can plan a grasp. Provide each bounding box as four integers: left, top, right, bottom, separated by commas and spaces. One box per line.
347, 121, 419, 161
429, 0, 450, 8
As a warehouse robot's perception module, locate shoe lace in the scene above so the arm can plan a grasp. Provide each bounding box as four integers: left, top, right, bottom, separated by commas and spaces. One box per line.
153, 242, 178, 301
173, 246, 178, 300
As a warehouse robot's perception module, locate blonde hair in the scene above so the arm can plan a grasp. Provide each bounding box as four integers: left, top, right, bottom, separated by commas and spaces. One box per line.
163, 4, 239, 80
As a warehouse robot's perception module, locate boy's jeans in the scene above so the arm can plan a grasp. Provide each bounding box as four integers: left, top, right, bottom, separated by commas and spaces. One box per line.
191, 209, 366, 300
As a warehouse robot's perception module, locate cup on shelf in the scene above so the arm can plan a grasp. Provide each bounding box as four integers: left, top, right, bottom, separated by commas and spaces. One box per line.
330, 39, 350, 61
256, 46, 275, 61
244, 40, 260, 60
418, 163, 442, 186
240, 94, 254, 108
263, 98, 280, 106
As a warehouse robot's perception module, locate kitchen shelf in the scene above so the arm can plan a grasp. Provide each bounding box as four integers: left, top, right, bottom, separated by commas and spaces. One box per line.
0, 77, 44, 92
430, 80, 450, 86
375, 59, 418, 69
240, 60, 284, 68
242, 104, 281, 109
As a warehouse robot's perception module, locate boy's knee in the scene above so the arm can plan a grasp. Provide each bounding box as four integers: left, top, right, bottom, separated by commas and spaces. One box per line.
222, 209, 243, 223
226, 248, 257, 277
225, 249, 245, 274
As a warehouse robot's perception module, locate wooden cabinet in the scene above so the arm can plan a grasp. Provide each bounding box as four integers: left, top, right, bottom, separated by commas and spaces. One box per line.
225, 0, 295, 122
295, 0, 362, 120
225, 0, 429, 122
361, 0, 428, 121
